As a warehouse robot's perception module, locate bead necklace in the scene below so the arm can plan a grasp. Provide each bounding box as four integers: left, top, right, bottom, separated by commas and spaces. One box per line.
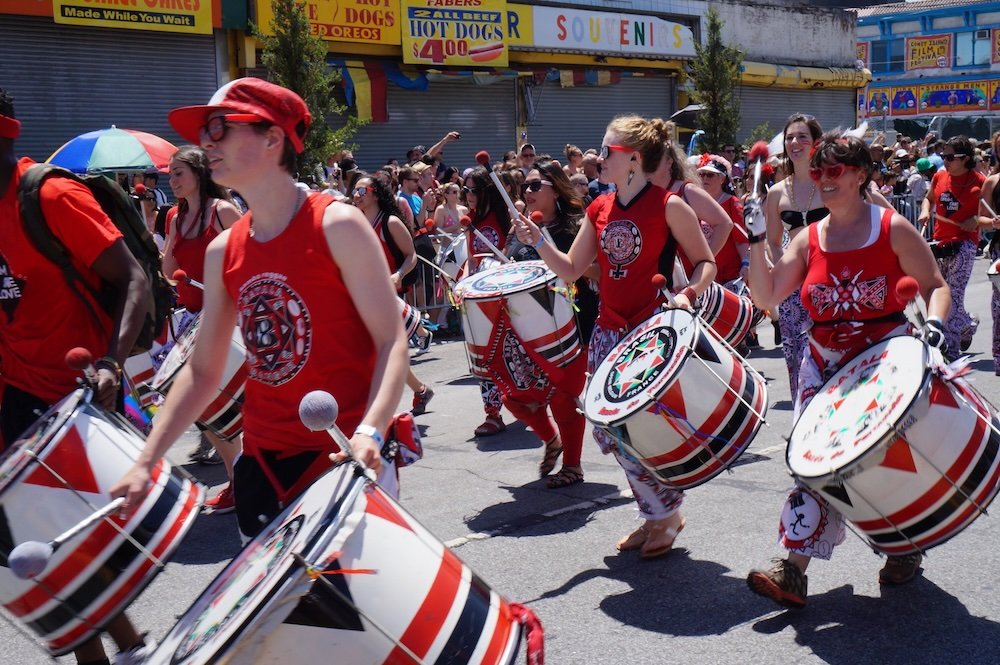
787, 174, 816, 227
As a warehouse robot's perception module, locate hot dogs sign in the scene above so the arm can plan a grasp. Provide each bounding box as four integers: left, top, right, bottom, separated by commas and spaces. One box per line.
402, 0, 508, 67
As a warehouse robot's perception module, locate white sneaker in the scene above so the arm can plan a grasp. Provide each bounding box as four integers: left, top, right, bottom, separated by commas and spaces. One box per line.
114, 637, 158, 665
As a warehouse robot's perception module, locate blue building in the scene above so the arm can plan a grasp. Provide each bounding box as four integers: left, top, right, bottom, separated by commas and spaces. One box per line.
857, 0, 1000, 140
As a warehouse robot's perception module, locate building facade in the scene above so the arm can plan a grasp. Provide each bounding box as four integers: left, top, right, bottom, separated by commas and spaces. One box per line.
1, 0, 867, 169
857, 0, 1000, 140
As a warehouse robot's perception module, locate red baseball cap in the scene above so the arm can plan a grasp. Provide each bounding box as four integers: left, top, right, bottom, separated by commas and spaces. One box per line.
168, 77, 311, 153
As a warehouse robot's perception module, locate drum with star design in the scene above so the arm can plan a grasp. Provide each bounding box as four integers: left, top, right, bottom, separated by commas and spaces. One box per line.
148, 462, 530, 665
0, 388, 203, 655
455, 261, 580, 381
787, 335, 1000, 555
152, 313, 248, 441
584, 308, 768, 489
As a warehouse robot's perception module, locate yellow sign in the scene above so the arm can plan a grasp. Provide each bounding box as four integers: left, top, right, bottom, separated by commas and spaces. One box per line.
53, 0, 212, 34
402, 0, 508, 67
255, 0, 401, 45
905, 34, 951, 71
856, 42, 869, 67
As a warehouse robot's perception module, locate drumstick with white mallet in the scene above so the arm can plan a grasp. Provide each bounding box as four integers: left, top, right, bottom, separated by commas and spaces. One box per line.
172, 268, 204, 290
7, 498, 128, 580
298, 390, 378, 483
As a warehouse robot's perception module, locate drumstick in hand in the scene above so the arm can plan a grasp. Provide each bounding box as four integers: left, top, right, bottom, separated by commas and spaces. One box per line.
460, 215, 510, 264
299, 390, 378, 483
65, 347, 98, 386
933, 213, 961, 227
895, 275, 926, 329
8, 498, 126, 579
172, 269, 205, 291
529, 211, 555, 246
651, 274, 678, 307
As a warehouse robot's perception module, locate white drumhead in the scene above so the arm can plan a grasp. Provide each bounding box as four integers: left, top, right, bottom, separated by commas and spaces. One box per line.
153, 464, 360, 664
455, 260, 553, 300
788, 335, 929, 479
0, 390, 83, 491
585, 308, 698, 425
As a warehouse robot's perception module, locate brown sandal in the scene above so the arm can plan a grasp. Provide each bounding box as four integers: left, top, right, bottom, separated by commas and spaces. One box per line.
616, 525, 649, 552
538, 437, 563, 477
639, 517, 685, 559
546, 465, 583, 489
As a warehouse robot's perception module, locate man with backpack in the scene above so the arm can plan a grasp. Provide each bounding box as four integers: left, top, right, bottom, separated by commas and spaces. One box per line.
0, 88, 155, 665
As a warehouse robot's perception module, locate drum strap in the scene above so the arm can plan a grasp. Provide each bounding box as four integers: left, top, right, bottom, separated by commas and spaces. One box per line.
250, 448, 333, 505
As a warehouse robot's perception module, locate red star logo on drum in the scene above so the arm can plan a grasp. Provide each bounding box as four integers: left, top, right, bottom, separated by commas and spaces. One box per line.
613, 336, 665, 394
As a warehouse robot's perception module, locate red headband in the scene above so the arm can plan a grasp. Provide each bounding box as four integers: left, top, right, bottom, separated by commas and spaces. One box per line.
0, 114, 20, 139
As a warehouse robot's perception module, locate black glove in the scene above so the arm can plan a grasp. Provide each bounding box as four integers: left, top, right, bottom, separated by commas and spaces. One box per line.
924, 317, 947, 353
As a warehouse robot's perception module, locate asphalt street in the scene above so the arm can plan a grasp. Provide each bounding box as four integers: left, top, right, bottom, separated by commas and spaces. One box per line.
8, 265, 1000, 664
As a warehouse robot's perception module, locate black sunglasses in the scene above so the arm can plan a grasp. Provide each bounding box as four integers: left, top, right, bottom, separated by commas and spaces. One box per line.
521, 180, 553, 193
942, 153, 967, 162
462, 186, 482, 195
200, 114, 265, 143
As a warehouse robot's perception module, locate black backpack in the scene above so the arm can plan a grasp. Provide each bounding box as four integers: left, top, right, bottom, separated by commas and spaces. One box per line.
17, 164, 174, 354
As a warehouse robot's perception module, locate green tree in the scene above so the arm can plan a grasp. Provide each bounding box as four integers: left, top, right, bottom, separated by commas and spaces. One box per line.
687, 7, 742, 153
747, 122, 775, 146
255, 0, 365, 178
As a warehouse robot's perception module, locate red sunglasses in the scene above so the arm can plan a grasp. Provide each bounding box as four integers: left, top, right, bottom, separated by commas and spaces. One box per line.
808, 163, 858, 183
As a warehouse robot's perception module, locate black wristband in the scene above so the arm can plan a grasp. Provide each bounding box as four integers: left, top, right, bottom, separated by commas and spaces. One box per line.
748, 232, 766, 245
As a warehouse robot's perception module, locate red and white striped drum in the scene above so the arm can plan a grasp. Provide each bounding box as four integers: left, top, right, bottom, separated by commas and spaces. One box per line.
399, 297, 422, 338
0, 389, 202, 655
584, 308, 768, 489
148, 463, 531, 665
152, 314, 248, 440
124, 307, 193, 410
456, 261, 580, 380
788, 335, 1000, 555
696, 282, 755, 346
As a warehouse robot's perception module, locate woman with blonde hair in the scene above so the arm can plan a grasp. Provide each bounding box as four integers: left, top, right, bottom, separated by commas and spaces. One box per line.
516, 115, 715, 557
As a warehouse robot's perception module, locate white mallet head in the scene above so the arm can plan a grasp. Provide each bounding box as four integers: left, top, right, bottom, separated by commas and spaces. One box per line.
9, 541, 53, 580
298, 390, 339, 432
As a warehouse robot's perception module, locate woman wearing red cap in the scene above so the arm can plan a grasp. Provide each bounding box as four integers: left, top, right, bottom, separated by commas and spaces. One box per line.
112, 78, 408, 539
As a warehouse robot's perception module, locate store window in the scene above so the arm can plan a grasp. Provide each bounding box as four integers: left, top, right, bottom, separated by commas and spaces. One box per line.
955, 30, 991, 67
871, 39, 904, 73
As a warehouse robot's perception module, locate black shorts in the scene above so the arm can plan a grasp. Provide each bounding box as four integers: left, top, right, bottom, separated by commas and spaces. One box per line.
1, 383, 124, 449
233, 449, 325, 540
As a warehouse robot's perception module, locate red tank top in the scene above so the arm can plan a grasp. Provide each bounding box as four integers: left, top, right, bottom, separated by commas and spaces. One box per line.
467, 209, 507, 272
677, 190, 745, 283
222, 193, 376, 456
931, 169, 984, 244
170, 202, 221, 312
588, 184, 673, 330
801, 206, 906, 351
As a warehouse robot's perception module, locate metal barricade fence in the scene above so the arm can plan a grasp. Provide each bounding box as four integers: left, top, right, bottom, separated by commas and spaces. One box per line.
402, 232, 465, 334
888, 194, 925, 236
